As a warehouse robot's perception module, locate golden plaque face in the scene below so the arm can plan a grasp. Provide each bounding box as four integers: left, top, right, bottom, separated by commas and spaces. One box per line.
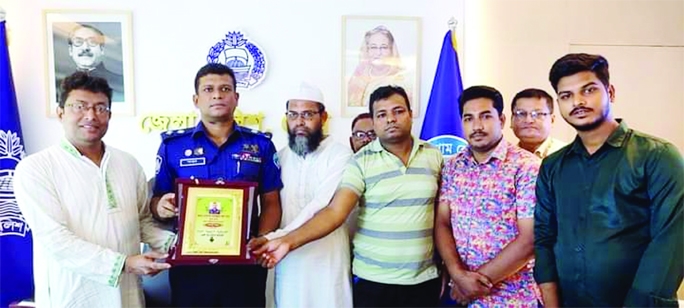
169, 179, 258, 265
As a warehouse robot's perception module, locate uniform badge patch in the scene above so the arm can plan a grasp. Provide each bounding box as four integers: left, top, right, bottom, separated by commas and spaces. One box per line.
155, 155, 162, 175
273, 153, 280, 169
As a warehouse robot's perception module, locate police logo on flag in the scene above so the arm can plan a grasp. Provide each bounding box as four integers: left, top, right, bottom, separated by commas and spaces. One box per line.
0, 130, 29, 237
427, 135, 468, 158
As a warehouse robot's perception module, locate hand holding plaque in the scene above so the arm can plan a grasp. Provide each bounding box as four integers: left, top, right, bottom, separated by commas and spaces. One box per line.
169, 179, 258, 265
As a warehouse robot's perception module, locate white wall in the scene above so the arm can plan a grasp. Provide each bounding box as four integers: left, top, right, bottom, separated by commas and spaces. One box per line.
1, 0, 465, 177
2, 0, 683, 180
463, 0, 684, 152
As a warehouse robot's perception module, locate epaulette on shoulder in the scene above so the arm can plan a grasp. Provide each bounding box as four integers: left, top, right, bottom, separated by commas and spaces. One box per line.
238, 126, 273, 140
160, 128, 193, 142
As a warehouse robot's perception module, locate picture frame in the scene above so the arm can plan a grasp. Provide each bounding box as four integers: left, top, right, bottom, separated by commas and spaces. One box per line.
43, 10, 135, 117
170, 179, 258, 265
342, 15, 422, 118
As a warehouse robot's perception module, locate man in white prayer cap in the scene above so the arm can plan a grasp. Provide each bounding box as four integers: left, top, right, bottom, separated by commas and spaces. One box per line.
250, 81, 353, 308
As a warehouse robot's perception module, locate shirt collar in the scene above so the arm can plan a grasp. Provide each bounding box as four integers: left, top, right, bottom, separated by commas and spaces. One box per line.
459, 138, 508, 165
60, 137, 82, 158
604, 119, 629, 148
566, 119, 628, 156
368, 135, 425, 154
191, 121, 243, 141
59, 137, 108, 158
518, 137, 554, 158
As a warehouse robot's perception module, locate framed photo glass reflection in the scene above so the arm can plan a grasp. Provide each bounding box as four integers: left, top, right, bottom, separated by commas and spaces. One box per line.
43, 10, 135, 116
342, 15, 422, 118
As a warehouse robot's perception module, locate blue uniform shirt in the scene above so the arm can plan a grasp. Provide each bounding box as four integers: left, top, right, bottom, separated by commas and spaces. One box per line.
153, 122, 283, 233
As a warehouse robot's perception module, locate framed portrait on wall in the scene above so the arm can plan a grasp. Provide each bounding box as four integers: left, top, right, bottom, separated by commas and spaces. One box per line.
342, 16, 422, 118
43, 10, 135, 116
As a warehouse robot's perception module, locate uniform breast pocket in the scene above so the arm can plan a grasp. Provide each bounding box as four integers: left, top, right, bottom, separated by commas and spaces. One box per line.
176, 164, 209, 179
235, 159, 261, 181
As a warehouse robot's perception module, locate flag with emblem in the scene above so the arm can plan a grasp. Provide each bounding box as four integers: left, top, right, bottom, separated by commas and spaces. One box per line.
0, 8, 34, 307
419, 29, 467, 157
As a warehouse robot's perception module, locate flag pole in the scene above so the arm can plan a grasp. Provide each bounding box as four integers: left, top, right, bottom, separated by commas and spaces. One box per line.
448, 17, 457, 33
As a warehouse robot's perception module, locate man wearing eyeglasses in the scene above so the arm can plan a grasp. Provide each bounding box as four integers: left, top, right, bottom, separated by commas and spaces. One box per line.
349, 113, 375, 153
14, 72, 175, 308
254, 85, 444, 307
510, 88, 566, 159
58, 24, 124, 103
252, 81, 353, 308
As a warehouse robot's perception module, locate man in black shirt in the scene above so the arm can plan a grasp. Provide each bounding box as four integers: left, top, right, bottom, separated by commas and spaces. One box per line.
534, 53, 683, 307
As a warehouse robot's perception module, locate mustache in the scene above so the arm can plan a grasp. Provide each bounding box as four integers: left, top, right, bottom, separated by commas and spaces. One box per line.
469, 131, 487, 138
570, 107, 592, 116
78, 50, 94, 57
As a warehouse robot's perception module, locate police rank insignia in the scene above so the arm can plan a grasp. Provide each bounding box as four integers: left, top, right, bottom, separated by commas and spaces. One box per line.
206, 31, 267, 89
243, 143, 259, 154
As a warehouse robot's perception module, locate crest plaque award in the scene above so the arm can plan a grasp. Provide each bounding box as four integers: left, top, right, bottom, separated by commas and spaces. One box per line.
169, 179, 258, 265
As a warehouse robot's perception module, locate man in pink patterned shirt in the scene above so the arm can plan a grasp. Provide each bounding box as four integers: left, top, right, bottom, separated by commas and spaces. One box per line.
435, 86, 542, 307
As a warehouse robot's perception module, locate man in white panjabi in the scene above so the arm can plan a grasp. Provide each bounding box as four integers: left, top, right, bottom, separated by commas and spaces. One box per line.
254, 82, 353, 308
13, 72, 175, 308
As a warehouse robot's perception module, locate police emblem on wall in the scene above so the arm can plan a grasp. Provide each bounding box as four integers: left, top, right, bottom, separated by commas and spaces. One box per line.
207, 31, 267, 89
0, 130, 29, 237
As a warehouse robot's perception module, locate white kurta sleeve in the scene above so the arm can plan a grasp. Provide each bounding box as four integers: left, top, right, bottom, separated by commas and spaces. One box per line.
14, 158, 126, 287
265, 147, 352, 240
135, 167, 176, 252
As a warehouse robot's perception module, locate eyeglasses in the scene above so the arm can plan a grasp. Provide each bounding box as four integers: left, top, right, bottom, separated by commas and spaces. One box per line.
513, 110, 550, 121
65, 103, 110, 115
352, 130, 376, 139
285, 111, 320, 120
70, 37, 102, 48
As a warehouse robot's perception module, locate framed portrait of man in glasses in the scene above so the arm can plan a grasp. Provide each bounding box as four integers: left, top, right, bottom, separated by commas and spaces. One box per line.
43, 10, 135, 117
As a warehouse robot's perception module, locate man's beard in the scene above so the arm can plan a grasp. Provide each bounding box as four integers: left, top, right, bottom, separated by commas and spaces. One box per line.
288, 127, 323, 157
568, 109, 608, 132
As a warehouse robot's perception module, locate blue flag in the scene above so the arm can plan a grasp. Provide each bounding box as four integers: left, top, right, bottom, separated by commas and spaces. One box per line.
420, 30, 468, 157
0, 14, 34, 307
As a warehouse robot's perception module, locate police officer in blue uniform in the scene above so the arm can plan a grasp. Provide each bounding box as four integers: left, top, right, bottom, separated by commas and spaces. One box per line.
150, 63, 282, 307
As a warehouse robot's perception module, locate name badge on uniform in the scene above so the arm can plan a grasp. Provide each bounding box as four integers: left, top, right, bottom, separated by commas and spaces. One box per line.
232, 153, 262, 164
180, 157, 206, 167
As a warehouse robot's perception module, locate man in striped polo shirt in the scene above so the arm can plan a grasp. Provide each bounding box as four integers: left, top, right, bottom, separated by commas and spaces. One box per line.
252, 85, 443, 307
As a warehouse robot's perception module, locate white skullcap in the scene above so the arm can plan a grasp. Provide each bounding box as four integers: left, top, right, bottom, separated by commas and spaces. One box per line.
0, 7, 6, 22
287, 81, 325, 104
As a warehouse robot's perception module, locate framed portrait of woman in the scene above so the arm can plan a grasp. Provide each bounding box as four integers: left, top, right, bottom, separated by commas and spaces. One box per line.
43, 10, 135, 117
342, 16, 422, 118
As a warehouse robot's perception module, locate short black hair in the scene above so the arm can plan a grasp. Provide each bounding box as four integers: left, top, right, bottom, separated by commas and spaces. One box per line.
68, 24, 105, 47
458, 86, 504, 117
368, 85, 411, 115
194, 63, 237, 93
285, 100, 325, 113
351, 112, 372, 131
511, 88, 554, 113
549, 53, 610, 93
58, 71, 112, 108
